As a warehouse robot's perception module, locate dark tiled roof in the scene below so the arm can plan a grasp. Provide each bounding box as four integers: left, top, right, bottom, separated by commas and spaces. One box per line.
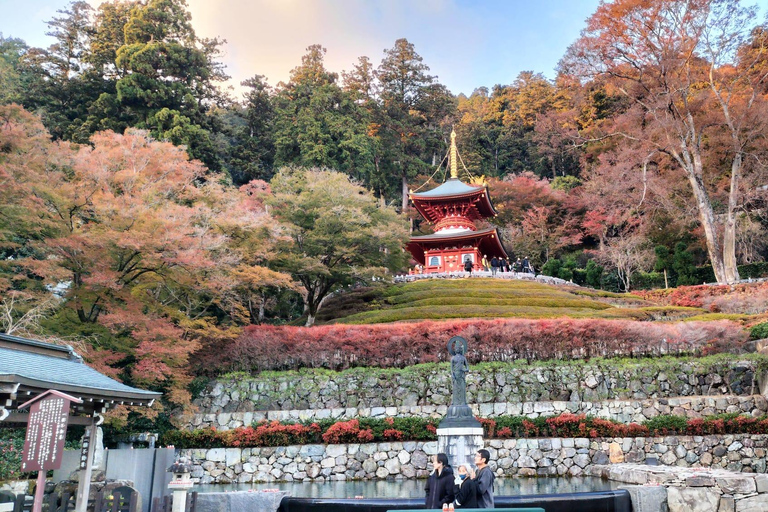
0, 333, 160, 402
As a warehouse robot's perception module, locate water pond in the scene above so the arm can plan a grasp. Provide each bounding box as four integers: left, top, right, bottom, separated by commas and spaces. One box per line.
196, 476, 620, 499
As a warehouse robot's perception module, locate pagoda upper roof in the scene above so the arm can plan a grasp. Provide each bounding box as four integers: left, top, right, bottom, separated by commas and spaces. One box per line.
411, 178, 484, 199
409, 178, 499, 223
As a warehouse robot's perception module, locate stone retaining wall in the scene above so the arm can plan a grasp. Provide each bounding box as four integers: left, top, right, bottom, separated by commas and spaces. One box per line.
194, 359, 763, 415
179, 433, 768, 485
588, 464, 768, 512
187, 395, 768, 431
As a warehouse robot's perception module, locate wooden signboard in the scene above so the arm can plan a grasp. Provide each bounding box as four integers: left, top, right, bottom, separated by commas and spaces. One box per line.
18, 390, 83, 512
20, 390, 79, 471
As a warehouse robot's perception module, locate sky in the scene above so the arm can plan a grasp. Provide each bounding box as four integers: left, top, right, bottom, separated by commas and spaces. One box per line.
1, 0, 605, 98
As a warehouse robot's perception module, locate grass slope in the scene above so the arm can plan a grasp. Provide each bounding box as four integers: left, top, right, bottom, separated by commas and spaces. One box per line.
316, 279, 705, 324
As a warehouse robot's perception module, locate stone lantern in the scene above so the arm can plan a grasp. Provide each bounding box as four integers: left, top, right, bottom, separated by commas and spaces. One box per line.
167, 457, 193, 512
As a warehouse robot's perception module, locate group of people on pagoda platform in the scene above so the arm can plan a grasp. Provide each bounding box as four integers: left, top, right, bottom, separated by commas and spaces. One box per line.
472, 256, 534, 275
409, 256, 535, 276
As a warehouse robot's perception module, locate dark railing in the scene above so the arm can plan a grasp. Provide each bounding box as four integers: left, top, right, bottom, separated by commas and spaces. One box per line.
9, 489, 142, 512
151, 493, 197, 512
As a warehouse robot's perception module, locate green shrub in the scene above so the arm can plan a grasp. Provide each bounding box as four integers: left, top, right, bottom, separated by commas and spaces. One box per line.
738, 262, 768, 279
633, 272, 667, 290
585, 260, 603, 288
750, 322, 768, 340
541, 259, 562, 278
0, 429, 25, 480
644, 415, 689, 435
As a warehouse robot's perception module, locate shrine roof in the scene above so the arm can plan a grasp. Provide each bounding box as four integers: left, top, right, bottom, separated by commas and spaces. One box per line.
0, 333, 160, 404
410, 179, 484, 199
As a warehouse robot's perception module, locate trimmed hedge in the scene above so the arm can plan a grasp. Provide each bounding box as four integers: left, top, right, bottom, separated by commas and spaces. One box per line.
162, 413, 768, 449
194, 318, 749, 375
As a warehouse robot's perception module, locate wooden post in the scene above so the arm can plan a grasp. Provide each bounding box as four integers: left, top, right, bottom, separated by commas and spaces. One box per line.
75, 420, 98, 512
31, 470, 46, 512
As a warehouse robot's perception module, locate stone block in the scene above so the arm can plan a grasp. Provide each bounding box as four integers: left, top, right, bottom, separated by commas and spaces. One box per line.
609, 442, 625, 463
735, 495, 768, 512
686, 475, 715, 487
754, 474, 768, 493
619, 485, 668, 512
716, 477, 756, 494
206, 448, 226, 462
719, 496, 735, 512
667, 487, 720, 512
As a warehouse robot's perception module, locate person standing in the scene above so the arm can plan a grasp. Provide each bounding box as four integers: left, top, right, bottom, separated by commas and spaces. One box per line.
522, 257, 531, 273
481, 255, 489, 272
473, 449, 494, 509
454, 464, 478, 509
464, 257, 473, 274
490, 256, 499, 276
425, 453, 455, 509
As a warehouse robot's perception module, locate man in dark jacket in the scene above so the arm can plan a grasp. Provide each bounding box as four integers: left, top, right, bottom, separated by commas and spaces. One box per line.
473, 449, 494, 508
490, 256, 500, 276
454, 464, 478, 509
425, 453, 455, 509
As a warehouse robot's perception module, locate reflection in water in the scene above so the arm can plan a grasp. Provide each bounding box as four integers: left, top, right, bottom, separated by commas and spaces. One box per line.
196, 477, 619, 499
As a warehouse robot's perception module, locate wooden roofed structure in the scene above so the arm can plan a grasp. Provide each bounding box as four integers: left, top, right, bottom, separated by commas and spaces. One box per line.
0, 332, 161, 512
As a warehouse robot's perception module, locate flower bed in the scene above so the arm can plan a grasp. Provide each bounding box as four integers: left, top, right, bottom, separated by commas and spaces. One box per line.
162, 412, 768, 449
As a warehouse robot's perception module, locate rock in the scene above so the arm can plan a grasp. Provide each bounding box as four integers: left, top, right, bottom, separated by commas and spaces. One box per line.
593, 451, 610, 465
666, 487, 719, 512
736, 495, 768, 512
716, 476, 756, 494
619, 485, 668, 512
411, 451, 428, 470
609, 442, 625, 463
573, 454, 590, 468
686, 475, 715, 487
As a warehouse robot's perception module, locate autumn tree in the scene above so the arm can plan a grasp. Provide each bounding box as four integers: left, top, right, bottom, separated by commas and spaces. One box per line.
266, 168, 409, 326
562, 0, 768, 284
0, 107, 288, 408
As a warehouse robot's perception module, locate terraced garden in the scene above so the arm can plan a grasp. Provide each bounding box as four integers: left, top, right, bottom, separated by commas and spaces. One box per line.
316, 279, 711, 324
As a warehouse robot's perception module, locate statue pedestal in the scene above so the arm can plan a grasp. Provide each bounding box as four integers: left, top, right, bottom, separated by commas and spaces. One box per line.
437, 426, 484, 479
438, 405, 484, 477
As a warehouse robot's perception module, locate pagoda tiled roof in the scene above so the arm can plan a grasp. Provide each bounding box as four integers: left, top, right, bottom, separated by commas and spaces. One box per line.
409, 227, 498, 241
411, 179, 484, 199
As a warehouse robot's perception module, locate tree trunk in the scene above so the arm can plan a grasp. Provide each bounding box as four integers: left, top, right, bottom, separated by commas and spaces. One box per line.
683, 144, 729, 284
401, 175, 408, 213
723, 151, 741, 284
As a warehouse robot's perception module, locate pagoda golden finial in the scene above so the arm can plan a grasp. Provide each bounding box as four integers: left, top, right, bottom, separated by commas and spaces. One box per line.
450, 128, 458, 179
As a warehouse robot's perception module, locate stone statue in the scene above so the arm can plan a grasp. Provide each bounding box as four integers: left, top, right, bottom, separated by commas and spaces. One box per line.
448, 336, 469, 406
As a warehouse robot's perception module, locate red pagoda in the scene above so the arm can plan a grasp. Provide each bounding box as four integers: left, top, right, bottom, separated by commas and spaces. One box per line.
406, 130, 508, 273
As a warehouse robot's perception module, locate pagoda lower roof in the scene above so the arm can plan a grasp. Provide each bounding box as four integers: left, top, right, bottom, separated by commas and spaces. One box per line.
409, 227, 498, 242
406, 227, 509, 264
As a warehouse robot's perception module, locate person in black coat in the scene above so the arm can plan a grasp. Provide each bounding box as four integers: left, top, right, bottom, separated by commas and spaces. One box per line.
454, 464, 478, 509
425, 453, 455, 509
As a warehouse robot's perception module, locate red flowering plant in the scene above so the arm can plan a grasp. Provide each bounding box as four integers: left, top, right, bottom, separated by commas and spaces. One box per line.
322, 420, 375, 444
